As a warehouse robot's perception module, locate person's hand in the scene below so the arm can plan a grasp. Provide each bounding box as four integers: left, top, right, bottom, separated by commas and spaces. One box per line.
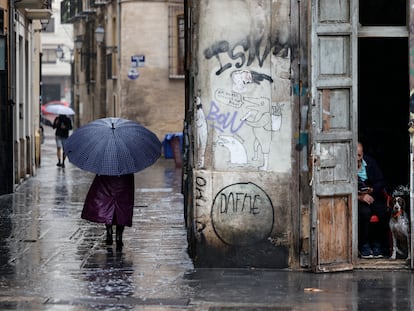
358, 193, 374, 205
358, 187, 373, 194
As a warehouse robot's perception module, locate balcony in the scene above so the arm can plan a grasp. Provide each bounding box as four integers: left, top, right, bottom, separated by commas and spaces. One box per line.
24, 9, 52, 20
61, 0, 97, 24
15, 0, 51, 10
15, 0, 52, 20
61, 0, 79, 23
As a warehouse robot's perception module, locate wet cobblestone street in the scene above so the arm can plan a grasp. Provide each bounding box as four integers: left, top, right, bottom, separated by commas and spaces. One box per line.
0, 127, 414, 310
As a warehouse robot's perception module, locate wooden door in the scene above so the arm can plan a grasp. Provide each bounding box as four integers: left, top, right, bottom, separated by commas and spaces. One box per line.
310, 0, 358, 272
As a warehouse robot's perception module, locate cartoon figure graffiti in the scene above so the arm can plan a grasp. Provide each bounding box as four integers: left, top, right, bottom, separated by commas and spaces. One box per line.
200, 0, 291, 173
231, 70, 253, 93
409, 89, 414, 135
216, 135, 248, 165
240, 97, 275, 171
195, 96, 208, 168
231, 69, 273, 93
271, 102, 284, 131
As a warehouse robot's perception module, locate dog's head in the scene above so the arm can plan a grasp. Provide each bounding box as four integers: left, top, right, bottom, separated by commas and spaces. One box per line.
391, 196, 406, 217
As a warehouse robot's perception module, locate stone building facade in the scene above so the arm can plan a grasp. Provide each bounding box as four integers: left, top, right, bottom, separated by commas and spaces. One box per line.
62, 0, 184, 140
0, 0, 51, 194
184, 0, 414, 272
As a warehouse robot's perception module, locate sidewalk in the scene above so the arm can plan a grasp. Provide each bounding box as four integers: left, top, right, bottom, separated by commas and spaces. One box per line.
0, 126, 414, 310
0, 126, 192, 310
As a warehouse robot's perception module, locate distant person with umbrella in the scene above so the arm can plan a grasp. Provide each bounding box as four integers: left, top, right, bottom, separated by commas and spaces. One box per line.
63, 117, 162, 251
52, 114, 73, 168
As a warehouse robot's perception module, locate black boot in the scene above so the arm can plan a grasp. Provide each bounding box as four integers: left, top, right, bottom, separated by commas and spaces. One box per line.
105, 225, 113, 245
115, 225, 124, 251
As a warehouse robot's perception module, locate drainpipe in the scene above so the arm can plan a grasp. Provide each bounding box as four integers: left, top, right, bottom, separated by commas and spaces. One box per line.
8, 0, 16, 105
117, 0, 121, 65
5, 0, 16, 193
116, 0, 121, 116
296, 0, 308, 172
9, 1, 15, 109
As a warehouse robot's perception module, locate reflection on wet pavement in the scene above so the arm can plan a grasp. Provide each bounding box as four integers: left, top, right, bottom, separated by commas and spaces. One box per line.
1, 126, 414, 310
0, 126, 193, 309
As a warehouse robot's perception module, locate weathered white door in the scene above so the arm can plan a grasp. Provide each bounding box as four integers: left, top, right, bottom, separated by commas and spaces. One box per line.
310, 0, 358, 272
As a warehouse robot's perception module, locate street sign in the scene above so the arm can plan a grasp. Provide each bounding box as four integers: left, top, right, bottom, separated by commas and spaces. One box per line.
131, 55, 145, 68
128, 68, 139, 80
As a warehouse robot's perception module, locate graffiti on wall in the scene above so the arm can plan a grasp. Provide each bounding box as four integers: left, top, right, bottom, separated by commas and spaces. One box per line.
195, 95, 286, 170
195, 0, 291, 171
408, 89, 414, 152
195, 96, 208, 168
204, 39, 278, 79
195, 53, 289, 171
195, 174, 208, 237
211, 182, 274, 246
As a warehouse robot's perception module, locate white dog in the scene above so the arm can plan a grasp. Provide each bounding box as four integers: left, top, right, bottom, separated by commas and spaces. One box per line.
389, 196, 410, 260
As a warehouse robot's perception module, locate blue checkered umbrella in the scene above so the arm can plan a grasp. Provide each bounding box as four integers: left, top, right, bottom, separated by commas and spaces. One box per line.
64, 117, 162, 176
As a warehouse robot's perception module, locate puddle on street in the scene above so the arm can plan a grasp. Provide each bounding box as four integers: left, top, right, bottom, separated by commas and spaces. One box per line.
2, 127, 414, 310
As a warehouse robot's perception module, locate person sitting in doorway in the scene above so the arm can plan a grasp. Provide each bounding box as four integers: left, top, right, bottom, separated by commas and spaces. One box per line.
357, 141, 390, 259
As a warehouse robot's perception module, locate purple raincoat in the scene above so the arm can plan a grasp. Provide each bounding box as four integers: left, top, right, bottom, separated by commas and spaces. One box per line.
82, 174, 135, 226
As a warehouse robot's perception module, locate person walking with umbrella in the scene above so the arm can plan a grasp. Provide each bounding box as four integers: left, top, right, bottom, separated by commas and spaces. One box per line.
82, 174, 134, 250
52, 114, 73, 168
63, 117, 162, 251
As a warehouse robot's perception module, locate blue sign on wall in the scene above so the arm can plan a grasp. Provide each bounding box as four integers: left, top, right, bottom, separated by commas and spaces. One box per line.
131, 55, 145, 68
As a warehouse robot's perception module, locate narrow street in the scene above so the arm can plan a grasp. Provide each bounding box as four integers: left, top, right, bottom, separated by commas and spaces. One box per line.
0, 126, 414, 310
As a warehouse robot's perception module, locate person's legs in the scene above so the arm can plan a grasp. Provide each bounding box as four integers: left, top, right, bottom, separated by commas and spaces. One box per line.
61, 138, 67, 168
56, 147, 62, 166
105, 224, 113, 245
115, 225, 124, 251
358, 202, 373, 258
61, 154, 66, 168
372, 202, 390, 257
55, 137, 63, 166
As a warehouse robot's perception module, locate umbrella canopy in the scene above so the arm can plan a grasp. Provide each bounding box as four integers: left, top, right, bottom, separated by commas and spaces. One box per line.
64, 117, 162, 176
45, 104, 75, 115
42, 100, 69, 113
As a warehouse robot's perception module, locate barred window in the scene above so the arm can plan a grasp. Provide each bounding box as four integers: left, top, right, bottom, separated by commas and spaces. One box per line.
168, 5, 184, 79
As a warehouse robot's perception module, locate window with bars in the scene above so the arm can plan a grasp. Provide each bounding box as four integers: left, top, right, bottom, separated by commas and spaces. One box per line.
168, 5, 185, 79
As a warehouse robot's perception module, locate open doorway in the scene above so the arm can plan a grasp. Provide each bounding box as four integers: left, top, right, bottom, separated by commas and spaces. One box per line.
357, 0, 410, 265
358, 37, 409, 191
358, 0, 409, 194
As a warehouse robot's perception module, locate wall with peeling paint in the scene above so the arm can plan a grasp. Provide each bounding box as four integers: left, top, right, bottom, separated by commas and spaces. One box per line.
185, 0, 302, 268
